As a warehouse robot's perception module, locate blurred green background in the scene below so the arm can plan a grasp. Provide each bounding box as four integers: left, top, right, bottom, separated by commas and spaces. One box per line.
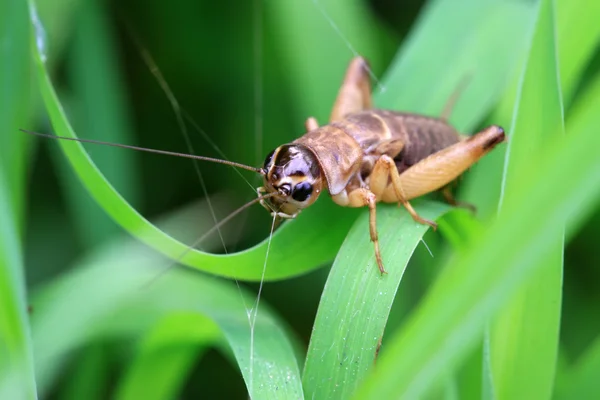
2, 0, 600, 398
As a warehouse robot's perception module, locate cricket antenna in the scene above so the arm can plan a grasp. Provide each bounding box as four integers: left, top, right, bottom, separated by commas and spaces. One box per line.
141, 191, 279, 288
20, 129, 265, 175
193, 191, 278, 245
440, 72, 474, 122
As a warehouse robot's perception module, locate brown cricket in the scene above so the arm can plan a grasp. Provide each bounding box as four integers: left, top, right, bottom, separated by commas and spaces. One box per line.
23, 56, 506, 275
258, 57, 505, 273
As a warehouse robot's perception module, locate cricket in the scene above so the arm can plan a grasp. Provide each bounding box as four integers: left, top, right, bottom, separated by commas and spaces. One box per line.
23, 56, 506, 275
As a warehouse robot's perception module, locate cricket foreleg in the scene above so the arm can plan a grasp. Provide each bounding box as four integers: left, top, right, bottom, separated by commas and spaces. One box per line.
343, 188, 386, 275
370, 155, 438, 230
305, 117, 319, 131
330, 57, 373, 122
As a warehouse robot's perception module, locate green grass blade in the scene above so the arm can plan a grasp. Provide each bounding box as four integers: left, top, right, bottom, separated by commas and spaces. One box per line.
116, 314, 221, 400
60, 345, 109, 400
555, 335, 600, 399
563, 68, 600, 235
378, 0, 535, 132
556, 0, 600, 105
352, 77, 600, 400
0, 0, 33, 226
488, 0, 564, 398
31, 243, 304, 398
0, 174, 37, 398
302, 202, 452, 398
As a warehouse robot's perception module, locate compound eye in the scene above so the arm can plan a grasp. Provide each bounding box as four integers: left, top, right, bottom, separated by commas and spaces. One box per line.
292, 181, 313, 202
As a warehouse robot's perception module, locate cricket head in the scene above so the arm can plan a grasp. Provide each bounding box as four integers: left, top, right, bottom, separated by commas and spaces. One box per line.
260, 144, 324, 217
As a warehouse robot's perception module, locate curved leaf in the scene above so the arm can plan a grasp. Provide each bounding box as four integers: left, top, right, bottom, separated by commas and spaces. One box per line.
303, 201, 452, 398
353, 77, 600, 400
115, 314, 221, 400
31, 242, 304, 398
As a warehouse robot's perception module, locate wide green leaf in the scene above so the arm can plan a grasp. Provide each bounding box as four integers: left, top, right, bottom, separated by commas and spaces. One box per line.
353, 77, 600, 398
488, 0, 564, 398
31, 241, 304, 398
303, 202, 452, 398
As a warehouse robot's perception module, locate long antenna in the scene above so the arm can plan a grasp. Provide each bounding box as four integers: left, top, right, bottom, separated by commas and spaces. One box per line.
141, 191, 279, 288
440, 73, 473, 122
20, 129, 265, 175
193, 191, 278, 245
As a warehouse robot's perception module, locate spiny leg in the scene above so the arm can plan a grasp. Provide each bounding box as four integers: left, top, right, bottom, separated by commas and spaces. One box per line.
305, 117, 319, 131
346, 188, 386, 275
369, 155, 438, 230
401, 200, 437, 229
330, 56, 373, 122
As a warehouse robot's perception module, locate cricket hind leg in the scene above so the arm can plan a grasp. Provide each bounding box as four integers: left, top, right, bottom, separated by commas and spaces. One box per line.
330, 57, 373, 122
369, 155, 438, 230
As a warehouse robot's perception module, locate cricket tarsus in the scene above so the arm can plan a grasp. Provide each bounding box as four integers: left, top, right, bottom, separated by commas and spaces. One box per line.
20, 129, 264, 174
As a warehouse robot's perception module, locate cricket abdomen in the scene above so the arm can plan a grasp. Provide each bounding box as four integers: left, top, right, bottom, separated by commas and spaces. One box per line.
343, 110, 462, 173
